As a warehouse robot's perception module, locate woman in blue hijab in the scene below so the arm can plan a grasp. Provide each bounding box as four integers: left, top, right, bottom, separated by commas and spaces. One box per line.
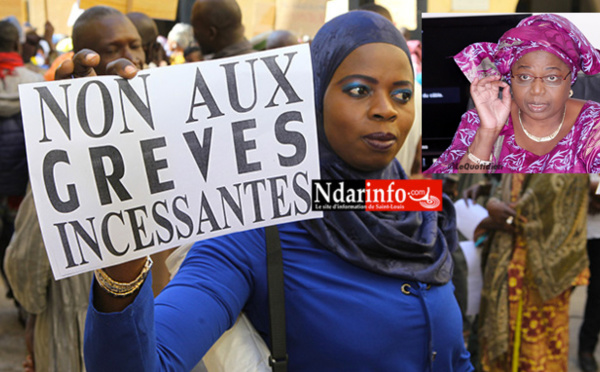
84, 11, 472, 372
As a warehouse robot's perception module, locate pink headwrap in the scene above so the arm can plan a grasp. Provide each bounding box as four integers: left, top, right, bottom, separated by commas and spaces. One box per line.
454, 14, 600, 85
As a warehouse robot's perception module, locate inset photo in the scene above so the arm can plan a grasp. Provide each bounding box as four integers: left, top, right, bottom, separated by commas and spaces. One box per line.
421, 13, 600, 174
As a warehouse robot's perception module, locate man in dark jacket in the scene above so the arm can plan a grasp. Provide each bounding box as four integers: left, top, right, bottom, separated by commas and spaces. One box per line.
0, 19, 44, 297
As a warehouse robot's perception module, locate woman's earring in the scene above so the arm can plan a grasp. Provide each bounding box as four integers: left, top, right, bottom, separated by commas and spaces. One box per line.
569, 89, 574, 98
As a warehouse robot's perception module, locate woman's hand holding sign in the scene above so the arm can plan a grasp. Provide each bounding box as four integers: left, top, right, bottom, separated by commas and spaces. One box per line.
52, 28, 145, 312
53, 47, 149, 311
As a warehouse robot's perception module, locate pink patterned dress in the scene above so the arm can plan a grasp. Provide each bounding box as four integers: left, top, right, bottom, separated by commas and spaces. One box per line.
424, 100, 600, 173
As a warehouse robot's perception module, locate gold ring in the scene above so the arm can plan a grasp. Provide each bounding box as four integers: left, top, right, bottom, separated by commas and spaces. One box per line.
506, 216, 514, 225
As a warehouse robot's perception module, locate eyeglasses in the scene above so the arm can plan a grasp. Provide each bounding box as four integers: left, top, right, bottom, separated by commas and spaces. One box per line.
510, 71, 571, 87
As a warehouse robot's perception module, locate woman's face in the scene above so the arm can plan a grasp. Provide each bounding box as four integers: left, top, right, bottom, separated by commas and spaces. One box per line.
510, 50, 571, 120
323, 42, 414, 172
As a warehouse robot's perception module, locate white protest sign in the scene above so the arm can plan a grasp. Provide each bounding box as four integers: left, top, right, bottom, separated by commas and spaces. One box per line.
19, 44, 321, 279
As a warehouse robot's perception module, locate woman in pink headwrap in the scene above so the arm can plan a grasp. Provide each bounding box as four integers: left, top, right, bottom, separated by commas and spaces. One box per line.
425, 14, 600, 173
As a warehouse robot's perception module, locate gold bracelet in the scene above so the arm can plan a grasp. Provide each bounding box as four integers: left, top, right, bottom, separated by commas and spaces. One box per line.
467, 147, 492, 165
94, 257, 153, 297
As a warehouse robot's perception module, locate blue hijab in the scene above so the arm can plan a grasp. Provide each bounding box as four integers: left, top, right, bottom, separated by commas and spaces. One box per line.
300, 11, 457, 285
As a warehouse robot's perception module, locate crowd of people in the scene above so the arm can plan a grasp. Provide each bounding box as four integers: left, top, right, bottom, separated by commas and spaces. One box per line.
0, 1, 598, 372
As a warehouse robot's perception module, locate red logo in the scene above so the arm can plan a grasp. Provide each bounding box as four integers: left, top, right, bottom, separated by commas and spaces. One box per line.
365, 180, 443, 211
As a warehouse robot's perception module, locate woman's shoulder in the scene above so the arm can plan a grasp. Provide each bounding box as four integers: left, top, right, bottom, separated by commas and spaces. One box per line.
192, 228, 264, 251
576, 99, 600, 114
188, 222, 313, 258
583, 99, 600, 112
576, 100, 600, 127
184, 229, 268, 272
447, 108, 482, 134
574, 100, 600, 171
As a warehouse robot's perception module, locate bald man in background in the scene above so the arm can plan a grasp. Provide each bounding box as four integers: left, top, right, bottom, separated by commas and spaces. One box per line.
127, 12, 168, 67
266, 30, 298, 50
56, 6, 143, 79
191, 0, 254, 59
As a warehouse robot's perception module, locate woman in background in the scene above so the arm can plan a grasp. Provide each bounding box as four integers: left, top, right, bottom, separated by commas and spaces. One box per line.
479, 174, 589, 371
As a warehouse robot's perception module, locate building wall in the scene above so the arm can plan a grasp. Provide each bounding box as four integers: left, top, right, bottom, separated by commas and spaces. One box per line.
2, 0, 416, 44
239, 0, 277, 39
0, 0, 26, 28
377, 0, 417, 30
427, 0, 519, 13
29, 0, 75, 36
275, 0, 327, 39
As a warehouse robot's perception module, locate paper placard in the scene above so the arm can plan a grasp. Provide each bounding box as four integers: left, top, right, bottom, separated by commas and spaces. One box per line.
19, 44, 321, 279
